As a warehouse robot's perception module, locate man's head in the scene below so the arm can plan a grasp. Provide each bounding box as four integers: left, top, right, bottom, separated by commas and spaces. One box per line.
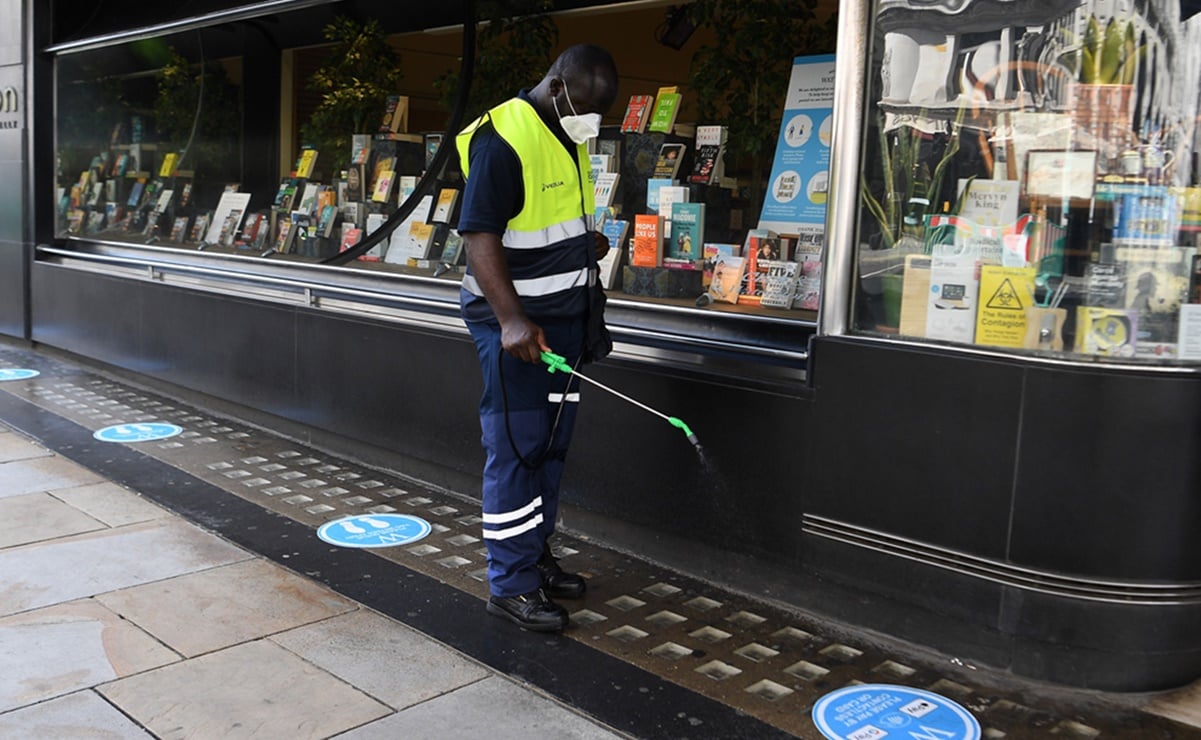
532, 44, 619, 138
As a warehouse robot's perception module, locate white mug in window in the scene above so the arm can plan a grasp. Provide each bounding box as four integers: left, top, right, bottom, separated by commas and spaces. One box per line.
1142, 145, 1173, 183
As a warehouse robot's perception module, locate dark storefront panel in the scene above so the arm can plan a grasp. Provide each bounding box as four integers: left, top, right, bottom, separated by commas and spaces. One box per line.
802, 335, 1201, 690
29, 254, 812, 567
806, 336, 1022, 559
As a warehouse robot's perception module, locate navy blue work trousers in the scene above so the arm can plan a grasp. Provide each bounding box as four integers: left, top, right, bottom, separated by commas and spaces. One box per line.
468, 317, 584, 597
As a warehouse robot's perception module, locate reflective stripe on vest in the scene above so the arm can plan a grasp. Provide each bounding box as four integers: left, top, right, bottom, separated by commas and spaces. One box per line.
503, 217, 589, 250
461, 267, 591, 299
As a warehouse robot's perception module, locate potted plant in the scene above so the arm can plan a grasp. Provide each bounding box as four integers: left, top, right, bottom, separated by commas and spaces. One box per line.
301, 16, 404, 177
685, 0, 838, 217
1063, 14, 1141, 138
858, 106, 968, 329
434, 0, 558, 125
860, 105, 968, 251
153, 48, 241, 181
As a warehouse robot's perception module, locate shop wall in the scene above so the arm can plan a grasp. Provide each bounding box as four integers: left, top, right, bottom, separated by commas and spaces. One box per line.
805, 335, 1201, 581
0, 56, 27, 339
564, 359, 812, 560
802, 335, 1201, 690
0, 0, 18, 65
29, 265, 483, 482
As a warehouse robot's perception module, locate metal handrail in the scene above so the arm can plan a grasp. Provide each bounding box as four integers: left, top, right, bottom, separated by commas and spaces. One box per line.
38, 245, 456, 310
37, 244, 811, 367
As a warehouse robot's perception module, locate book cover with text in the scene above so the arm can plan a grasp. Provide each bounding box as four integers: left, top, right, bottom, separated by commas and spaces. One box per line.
668, 202, 705, 262
709, 255, 745, 303
647, 88, 681, 133
621, 94, 655, 133
631, 214, 664, 267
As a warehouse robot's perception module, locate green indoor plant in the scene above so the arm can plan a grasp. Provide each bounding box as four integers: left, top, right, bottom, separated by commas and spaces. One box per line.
858, 106, 969, 329
153, 48, 241, 181
1060, 14, 1142, 132
434, 0, 558, 125
300, 16, 405, 176
686, 0, 838, 215
860, 105, 968, 251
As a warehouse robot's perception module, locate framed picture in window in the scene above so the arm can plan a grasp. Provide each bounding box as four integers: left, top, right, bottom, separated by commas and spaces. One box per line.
1025, 150, 1098, 201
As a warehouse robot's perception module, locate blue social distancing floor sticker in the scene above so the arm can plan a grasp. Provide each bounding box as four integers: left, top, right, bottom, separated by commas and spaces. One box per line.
317, 514, 432, 548
812, 683, 981, 740
93, 423, 184, 443
0, 369, 40, 381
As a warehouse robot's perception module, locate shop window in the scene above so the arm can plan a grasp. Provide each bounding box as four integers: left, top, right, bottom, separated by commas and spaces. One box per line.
854, 2, 1201, 364
51, 0, 838, 330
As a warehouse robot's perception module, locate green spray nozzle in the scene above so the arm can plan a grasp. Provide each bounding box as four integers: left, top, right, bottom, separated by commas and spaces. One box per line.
540, 351, 573, 375
669, 416, 702, 448
667, 416, 693, 438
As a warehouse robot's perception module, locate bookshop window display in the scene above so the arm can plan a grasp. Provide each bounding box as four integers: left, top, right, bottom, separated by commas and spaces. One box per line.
854, 0, 1201, 364
51, 6, 832, 329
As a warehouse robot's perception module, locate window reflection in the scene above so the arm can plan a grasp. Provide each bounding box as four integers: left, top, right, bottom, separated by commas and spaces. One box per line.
857, 0, 1201, 363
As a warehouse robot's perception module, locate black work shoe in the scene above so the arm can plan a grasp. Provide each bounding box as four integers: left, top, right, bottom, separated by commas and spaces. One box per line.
537, 552, 587, 599
486, 589, 568, 632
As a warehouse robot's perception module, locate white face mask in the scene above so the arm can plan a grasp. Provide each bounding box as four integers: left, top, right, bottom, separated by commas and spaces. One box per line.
553, 81, 602, 145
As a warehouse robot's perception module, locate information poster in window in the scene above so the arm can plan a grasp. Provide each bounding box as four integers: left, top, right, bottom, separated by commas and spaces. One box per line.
758, 54, 836, 243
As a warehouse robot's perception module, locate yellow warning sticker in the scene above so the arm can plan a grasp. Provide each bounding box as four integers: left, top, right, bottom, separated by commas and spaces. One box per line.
975, 265, 1036, 348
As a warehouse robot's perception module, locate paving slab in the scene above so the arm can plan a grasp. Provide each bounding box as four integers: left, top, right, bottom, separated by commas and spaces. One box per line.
100, 639, 392, 740
0, 600, 179, 713
0, 430, 52, 463
334, 675, 625, 740
0, 491, 107, 548
0, 519, 250, 616
96, 558, 357, 657
0, 454, 103, 498
0, 690, 153, 738
49, 481, 171, 527
271, 609, 490, 710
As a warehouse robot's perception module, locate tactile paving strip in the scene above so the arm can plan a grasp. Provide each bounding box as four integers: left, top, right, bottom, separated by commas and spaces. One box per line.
1, 347, 1196, 739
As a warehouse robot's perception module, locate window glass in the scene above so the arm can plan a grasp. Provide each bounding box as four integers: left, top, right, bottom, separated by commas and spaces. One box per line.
854, 1, 1201, 363
52, 0, 837, 325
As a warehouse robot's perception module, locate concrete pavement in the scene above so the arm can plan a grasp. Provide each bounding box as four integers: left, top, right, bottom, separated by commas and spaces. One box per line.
0, 425, 626, 739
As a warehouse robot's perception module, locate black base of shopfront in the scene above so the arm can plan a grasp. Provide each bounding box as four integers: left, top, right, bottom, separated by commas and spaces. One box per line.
804, 336, 1201, 692
21, 256, 1201, 693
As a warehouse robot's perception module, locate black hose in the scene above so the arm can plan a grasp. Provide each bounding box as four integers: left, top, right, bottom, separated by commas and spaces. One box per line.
497, 349, 579, 471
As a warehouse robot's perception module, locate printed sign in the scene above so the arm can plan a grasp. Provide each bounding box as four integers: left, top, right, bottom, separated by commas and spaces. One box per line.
975, 265, 1036, 348
317, 514, 432, 549
759, 54, 836, 239
1179, 305, 1201, 361
0, 369, 39, 381
812, 684, 981, 740
93, 423, 183, 443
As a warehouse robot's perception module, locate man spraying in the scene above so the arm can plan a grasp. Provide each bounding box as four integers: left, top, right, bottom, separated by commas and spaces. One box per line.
456, 45, 619, 632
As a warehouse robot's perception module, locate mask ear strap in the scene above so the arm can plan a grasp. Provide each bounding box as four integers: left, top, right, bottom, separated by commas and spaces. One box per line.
559, 78, 578, 116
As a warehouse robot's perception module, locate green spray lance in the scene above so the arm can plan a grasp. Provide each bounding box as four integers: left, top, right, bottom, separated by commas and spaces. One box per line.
540, 351, 704, 457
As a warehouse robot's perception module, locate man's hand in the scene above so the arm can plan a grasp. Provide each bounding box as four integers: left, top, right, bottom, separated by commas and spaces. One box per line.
593, 231, 610, 261
500, 316, 551, 364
